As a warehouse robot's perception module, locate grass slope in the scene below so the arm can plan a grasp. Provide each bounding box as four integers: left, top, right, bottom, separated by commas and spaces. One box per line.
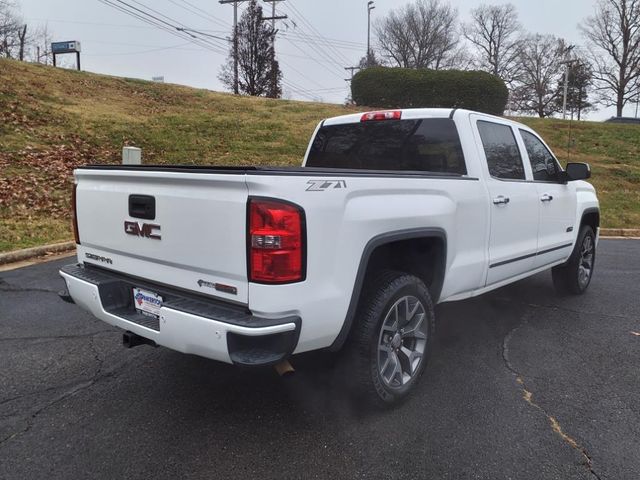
1, 58, 639, 251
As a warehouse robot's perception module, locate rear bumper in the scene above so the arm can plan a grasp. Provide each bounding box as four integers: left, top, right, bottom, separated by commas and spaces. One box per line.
59, 264, 300, 366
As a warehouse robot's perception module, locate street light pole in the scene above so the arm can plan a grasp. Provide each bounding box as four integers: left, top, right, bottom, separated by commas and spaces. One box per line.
561, 45, 575, 120
367, 1, 375, 61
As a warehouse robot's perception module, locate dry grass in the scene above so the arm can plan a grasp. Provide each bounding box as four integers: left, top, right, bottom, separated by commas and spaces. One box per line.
1, 58, 639, 251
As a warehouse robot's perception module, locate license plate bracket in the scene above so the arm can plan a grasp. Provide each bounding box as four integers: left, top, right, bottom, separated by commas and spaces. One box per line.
132, 287, 163, 319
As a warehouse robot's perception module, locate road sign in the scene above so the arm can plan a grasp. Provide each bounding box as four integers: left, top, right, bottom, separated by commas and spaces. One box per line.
51, 41, 81, 54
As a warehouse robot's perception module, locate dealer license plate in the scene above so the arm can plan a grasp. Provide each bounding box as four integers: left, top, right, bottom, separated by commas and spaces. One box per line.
132, 288, 163, 318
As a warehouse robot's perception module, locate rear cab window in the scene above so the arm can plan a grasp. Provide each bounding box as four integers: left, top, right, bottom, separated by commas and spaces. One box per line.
306, 118, 467, 175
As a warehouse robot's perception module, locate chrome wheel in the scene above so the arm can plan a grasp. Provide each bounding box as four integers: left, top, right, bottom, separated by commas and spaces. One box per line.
578, 234, 594, 289
377, 295, 428, 389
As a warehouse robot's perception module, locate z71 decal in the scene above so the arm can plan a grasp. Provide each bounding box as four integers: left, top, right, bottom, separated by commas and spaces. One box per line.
306, 180, 347, 191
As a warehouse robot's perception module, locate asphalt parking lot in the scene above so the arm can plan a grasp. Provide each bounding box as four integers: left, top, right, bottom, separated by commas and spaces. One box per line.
0, 239, 638, 480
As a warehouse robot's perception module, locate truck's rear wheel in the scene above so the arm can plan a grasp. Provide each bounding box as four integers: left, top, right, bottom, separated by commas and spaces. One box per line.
347, 271, 435, 407
552, 225, 596, 295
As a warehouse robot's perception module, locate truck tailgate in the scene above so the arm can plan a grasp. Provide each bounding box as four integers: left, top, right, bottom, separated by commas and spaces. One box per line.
75, 169, 249, 304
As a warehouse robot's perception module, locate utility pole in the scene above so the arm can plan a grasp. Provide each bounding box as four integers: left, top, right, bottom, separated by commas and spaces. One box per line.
262, 0, 287, 30
367, 1, 375, 62
262, 0, 287, 97
344, 66, 359, 82
561, 59, 579, 120
220, 0, 250, 95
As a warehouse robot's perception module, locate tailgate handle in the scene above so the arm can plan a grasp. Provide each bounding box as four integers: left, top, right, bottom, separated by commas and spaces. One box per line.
129, 195, 156, 220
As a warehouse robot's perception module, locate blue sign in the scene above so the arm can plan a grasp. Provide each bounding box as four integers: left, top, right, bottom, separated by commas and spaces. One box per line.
51, 41, 81, 54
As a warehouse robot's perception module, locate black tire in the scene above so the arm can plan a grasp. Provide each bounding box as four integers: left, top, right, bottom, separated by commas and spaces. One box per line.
552, 225, 596, 295
346, 270, 435, 407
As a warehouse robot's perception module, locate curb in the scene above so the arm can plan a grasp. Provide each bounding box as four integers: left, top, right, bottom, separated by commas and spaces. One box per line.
0, 241, 76, 266
600, 228, 640, 238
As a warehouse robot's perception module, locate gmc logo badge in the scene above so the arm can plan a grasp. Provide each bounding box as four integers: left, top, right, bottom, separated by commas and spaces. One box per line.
124, 221, 161, 240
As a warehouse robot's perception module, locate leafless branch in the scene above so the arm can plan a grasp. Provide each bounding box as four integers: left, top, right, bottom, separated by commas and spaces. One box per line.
580, 0, 640, 115
374, 0, 460, 70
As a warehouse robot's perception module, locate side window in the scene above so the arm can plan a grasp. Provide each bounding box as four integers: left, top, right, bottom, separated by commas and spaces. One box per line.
477, 121, 525, 180
520, 130, 561, 182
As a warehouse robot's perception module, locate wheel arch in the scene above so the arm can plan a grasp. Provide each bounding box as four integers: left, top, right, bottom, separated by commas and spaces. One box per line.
329, 228, 447, 351
580, 207, 600, 234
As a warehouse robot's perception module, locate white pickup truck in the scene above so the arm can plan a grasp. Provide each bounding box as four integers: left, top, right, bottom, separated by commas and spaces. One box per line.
60, 108, 599, 405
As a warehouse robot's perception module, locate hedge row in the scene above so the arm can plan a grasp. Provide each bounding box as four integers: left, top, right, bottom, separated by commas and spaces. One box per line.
351, 67, 509, 116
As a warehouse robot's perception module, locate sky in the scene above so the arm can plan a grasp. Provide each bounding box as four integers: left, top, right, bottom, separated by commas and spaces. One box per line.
15, 0, 639, 120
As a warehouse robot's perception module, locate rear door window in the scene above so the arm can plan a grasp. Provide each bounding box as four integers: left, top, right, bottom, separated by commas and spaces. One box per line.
306, 118, 467, 175
477, 121, 525, 180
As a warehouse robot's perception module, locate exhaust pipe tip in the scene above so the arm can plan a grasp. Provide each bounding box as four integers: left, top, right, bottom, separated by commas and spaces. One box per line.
274, 359, 295, 377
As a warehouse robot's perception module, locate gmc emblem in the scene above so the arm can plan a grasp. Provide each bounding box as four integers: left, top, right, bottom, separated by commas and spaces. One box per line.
124, 221, 161, 240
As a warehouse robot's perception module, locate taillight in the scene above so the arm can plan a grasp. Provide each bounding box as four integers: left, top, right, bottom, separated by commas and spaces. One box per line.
248, 198, 305, 283
360, 110, 402, 122
72, 183, 80, 244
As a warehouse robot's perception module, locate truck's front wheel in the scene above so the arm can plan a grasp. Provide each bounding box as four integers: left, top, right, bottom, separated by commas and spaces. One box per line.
348, 271, 435, 407
552, 225, 596, 295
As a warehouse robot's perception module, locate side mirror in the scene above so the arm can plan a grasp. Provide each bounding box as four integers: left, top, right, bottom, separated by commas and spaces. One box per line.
565, 162, 591, 181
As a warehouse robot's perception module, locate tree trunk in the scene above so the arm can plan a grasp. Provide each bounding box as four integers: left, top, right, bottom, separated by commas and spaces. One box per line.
617, 67, 625, 117
18, 24, 26, 61
616, 94, 624, 117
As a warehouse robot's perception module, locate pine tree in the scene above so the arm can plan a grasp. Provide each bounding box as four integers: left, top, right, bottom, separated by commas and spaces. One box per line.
219, 0, 282, 98
555, 61, 594, 120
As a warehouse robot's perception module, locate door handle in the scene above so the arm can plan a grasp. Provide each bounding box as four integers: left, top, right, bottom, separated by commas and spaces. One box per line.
493, 195, 510, 205
540, 194, 554, 202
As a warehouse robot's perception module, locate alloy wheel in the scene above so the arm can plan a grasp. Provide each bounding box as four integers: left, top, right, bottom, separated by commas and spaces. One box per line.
377, 295, 428, 389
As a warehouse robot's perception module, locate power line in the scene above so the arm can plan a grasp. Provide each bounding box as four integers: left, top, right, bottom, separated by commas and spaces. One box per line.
168, 0, 230, 29
280, 58, 327, 90
275, 18, 348, 78
280, 35, 345, 80
195, 27, 367, 49
283, 1, 353, 65
96, 0, 228, 55
276, 5, 351, 77
282, 79, 318, 101
84, 42, 192, 56
94, 0, 348, 103
24, 17, 159, 29
279, 31, 365, 51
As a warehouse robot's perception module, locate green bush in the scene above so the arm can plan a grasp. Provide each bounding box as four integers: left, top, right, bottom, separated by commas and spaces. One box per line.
351, 67, 509, 116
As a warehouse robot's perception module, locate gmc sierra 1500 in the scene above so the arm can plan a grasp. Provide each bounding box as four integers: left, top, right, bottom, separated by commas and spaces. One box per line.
59, 108, 599, 405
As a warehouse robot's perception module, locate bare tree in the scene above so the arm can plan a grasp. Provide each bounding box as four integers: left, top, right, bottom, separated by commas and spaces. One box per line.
0, 0, 21, 58
463, 3, 522, 85
16, 22, 26, 59
30, 23, 53, 64
512, 34, 567, 117
581, 0, 640, 116
375, 0, 459, 70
